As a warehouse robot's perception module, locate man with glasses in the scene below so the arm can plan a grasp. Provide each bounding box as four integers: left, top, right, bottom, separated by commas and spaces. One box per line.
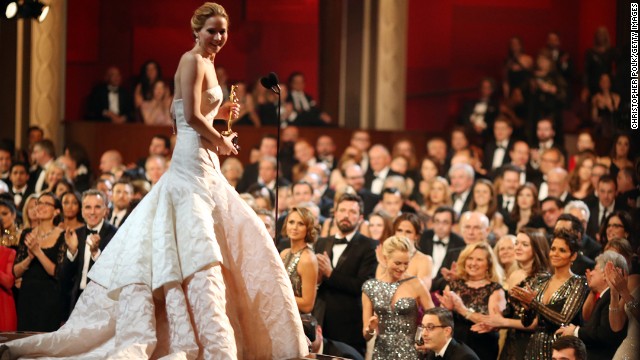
417, 307, 479, 359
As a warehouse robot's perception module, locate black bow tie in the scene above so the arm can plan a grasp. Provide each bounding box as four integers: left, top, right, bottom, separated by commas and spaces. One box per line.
14, 191, 23, 197
433, 239, 447, 247
334, 237, 348, 245
435, 356, 443, 360
87, 229, 98, 235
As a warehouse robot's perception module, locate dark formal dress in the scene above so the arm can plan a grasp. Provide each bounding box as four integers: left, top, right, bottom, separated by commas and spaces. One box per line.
15, 229, 66, 332
313, 232, 378, 354
500, 272, 550, 360
578, 289, 627, 360
449, 279, 503, 360
522, 274, 589, 360
362, 277, 420, 360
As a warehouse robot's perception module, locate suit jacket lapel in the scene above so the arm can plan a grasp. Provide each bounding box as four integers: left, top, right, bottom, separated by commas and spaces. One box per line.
335, 234, 357, 270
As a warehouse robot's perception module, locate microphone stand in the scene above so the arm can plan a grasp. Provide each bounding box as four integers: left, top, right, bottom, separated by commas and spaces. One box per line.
273, 85, 282, 236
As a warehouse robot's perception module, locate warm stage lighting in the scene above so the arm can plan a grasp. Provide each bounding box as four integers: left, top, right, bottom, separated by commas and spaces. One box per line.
3, 0, 50, 22
5, 1, 17, 19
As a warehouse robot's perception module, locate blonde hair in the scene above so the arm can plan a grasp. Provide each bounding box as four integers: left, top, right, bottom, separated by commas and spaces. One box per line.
191, 2, 229, 37
382, 236, 415, 259
456, 242, 503, 283
494, 235, 518, 281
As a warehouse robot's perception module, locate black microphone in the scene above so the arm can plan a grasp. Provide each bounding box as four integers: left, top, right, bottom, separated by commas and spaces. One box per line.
260, 72, 280, 94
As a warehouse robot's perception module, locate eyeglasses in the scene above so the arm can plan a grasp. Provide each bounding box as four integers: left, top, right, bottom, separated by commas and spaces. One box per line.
433, 220, 452, 225
36, 201, 55, 207
607, 223, 625, 229
421, 324, 448, 332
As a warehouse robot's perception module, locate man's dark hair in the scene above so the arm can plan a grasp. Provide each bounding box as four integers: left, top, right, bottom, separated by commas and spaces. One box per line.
551, 336, 587, 360
423, 307, 454, 332
152, 134, 171, 150
433, 206, 456, 224
336, 193, 364, 216
261, 134, 277, 144
9, 162, 29, 174
541, 196, 564, 209
598, 174, 617, 189
28, 126, 43, 137
501, 164, 523, 178
381, 187, 403, 199
557, 213, 584, 236
291, 180, 314, 195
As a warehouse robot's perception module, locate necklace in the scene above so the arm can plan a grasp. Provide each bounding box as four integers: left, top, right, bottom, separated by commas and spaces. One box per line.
1, 225, 20, 247
38, 226, 56, 240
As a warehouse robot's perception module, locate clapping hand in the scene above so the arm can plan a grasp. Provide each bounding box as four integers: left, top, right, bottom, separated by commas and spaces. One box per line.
440, 261, 458, 282
218, 100, 240, 121
64, 228, 79, 255
510, 285, 536, 307
87, 234, 101, 256
604, 261, 628, 294
435, 289, 457, 310
316, 252, 333, 279
24, 232, 41, 257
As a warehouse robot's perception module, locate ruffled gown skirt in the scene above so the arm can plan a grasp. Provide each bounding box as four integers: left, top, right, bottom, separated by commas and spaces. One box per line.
4, 106, 307, 359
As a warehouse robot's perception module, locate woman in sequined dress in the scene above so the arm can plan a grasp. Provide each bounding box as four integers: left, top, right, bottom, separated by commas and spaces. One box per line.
362, 236, 433, 360
280, 207, 318, 314
474, 228, 551, 360
437, 241, 506, 360
511, 229, 589, 360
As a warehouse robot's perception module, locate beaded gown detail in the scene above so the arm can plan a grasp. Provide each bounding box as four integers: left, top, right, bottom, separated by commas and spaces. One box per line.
613, 287, 640, 360
4, 86, 307, 359
362, 277, 420, 360
283, 246, 311, 299
523, 274, 589, 360
500, 272, 550, 360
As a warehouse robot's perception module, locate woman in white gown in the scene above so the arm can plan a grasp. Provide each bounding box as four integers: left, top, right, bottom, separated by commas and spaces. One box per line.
0, 3, 307, 359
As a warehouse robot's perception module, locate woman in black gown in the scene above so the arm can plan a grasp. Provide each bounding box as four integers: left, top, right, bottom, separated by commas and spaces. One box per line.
511, 229, 589, 360
12, 192, 66, 332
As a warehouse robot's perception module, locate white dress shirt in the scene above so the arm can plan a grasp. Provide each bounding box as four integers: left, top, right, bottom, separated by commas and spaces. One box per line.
491, 140, 509, 169
67, 220, 104, 290
371, 167, 390, 195
34, 160, 53, 194
435, 337, 453, 357
107, 85, 120, 114
453, 190, 470, 215
431, 235, 449, 279
110, 208, 127, 228
332, 230, 357, 268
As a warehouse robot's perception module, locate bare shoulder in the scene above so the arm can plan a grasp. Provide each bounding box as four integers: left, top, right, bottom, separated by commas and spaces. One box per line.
300, 248, 318, 265
413, 251, 433, 265
279, 248, 290, 260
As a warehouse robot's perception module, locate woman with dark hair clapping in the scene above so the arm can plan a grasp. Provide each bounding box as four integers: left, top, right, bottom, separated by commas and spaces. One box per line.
13, 192, 66, 331
511, 229, 589, 360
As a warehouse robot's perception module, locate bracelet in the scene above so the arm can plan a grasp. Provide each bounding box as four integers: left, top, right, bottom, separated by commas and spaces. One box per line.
464, 308, 475, 319
609, 306, 620, 312
626, 299, 639, 311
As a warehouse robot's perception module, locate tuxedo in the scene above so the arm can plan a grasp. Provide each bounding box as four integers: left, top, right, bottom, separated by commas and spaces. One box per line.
586, 200, 628, 239
357, 189, 380, 218
108, 208, 131, 229
9, 185, 34, 213
451, 190, 472, 215
86, 84, 133, 121
430, 246, 464, 292
61, 222, 117, 314
422, 338, 480, 360
577, 289, 627, 360
458, 98, 499, 147
319, 186, 336, 218
28, 166, 46, 194
418, 230, 464, 279
321, 338, 364, 360
313, 232, 377, 354
497, 194, 516, 216
364, 167, 402, 195
316, 155, 338, 171
483, 138, 513, 173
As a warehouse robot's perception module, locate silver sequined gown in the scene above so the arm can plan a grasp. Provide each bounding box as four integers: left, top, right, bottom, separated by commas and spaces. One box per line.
613, 287, 640, 360
362, 277, 419, 360
522, 274, 589, 360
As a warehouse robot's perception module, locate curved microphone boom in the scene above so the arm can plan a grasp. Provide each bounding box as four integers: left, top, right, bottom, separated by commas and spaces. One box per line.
260, 71, 283, 239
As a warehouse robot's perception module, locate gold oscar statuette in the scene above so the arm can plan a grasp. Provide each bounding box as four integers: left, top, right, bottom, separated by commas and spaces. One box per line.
221, 84, 239, 149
